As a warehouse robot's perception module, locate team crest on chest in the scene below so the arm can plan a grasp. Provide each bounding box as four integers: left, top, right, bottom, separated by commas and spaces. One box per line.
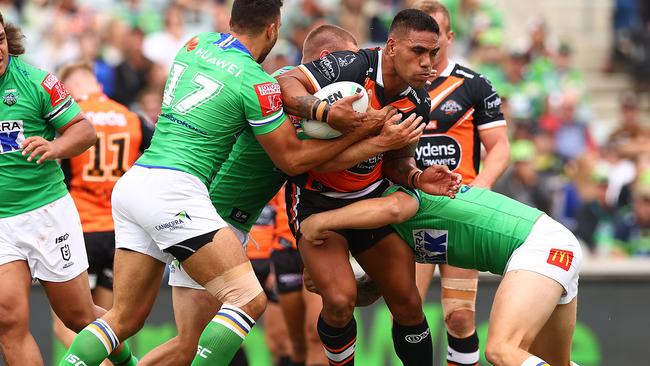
440, 99, 462, 115
3, 89, 17, 106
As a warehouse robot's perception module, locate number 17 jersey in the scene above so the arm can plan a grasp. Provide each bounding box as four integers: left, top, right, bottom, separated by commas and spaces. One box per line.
137, 32, 287, 185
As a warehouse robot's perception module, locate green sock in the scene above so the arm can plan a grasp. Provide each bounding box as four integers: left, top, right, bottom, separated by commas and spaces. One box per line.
59, 320, 117, 366
108, 341, 138, 366
192, 305, 256, 366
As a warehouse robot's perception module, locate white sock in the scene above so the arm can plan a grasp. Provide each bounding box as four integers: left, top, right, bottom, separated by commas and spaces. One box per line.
521, 355, 549, 366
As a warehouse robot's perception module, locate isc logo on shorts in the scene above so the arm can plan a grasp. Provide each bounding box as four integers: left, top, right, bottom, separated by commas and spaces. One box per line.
0, 120, 25, 154
412, 229, 448, 264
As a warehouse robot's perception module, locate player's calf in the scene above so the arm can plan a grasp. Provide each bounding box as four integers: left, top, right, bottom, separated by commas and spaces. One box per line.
442, 277, 479, 366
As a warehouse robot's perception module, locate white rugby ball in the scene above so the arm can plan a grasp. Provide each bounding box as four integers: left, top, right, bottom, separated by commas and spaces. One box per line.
301, 81, 369, 139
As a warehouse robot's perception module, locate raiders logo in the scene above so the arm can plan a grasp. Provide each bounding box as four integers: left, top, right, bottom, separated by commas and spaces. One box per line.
3, 93, 17, 106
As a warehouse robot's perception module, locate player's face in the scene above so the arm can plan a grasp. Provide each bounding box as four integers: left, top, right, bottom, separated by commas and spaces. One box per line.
258, 18, 281, 64
0, 25, 8, 77
430, 12, 453, 66
391, 30, 439, 89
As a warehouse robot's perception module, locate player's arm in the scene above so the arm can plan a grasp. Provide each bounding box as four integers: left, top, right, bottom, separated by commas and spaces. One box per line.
22, 113, 96, 164
313, 112, 425, 172
299, 191, 419, 245
471, 126, 510, 188
470, 75, 510, 188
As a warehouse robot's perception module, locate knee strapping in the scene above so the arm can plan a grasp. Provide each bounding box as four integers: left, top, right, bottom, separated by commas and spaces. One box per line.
441, 278, 478, 318
204, 262, 263, 308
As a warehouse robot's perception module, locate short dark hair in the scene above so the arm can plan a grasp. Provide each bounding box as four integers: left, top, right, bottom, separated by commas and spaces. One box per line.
389, 8, 439, 38
58, 61, 95, 83
231, 0, 283, 35
413, 0, 451, 33
303, 24, 358, 61
0, 12, 26, 55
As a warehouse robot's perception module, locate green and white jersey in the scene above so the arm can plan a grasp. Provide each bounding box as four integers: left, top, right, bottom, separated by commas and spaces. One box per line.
137, 32, 286, 185
386, 185, 544, 275
0, 56, 81, 218
210, 66, 296, 233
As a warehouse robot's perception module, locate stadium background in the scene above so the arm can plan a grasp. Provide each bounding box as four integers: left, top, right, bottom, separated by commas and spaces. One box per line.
1, 0, 649, 364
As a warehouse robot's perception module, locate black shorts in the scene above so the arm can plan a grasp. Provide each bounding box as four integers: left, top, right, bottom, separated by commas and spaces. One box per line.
285, 180, 395, 256
84, 231, 115, 290
271, 248, 303, 294
251, 258, 278, 303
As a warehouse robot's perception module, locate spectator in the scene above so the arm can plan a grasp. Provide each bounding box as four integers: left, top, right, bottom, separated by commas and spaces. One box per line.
113, 27, 155, 107
135, 87, 163, 125
548, 92, 596, 161
609, 91, 650, 159
494, 140, 553, 214
614, 169, 650, 256
142, 4, 190, 70
78, 32, 115, 97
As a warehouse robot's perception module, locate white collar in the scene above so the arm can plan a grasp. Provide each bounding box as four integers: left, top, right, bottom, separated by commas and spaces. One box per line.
439, 59, 456, 77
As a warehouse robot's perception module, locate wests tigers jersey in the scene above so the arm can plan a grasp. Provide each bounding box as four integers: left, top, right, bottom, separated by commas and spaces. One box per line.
66, 93, 153, 232
417, 61, 505, 183
296, 48, 431, 197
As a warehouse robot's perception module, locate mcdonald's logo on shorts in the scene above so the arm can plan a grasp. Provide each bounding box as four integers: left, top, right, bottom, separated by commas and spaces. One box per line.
547, 248, 573, 271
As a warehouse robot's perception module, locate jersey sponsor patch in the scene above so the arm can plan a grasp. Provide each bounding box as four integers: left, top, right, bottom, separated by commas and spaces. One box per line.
483, 92, 502, 118
254, 82, 283, 117
416, 135, 462, 170
0, 120, 25, 154
337, 54, 357, 67
186, 36, 199, 52
412, 229, 448, 264
314, 55, 340, 82
547, 248, 574, 271
41, 74, 70, 106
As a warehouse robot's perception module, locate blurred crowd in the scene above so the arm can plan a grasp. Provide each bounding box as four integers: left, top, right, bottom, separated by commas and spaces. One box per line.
1, 0, 649, 259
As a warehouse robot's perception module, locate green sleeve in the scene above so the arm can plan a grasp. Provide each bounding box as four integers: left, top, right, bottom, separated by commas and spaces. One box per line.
38, 73, 82, 129
383, 185, 421, 202
241, 68, 287, 135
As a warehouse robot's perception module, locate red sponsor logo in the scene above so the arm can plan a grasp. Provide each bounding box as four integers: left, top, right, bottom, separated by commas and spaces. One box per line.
254, 82, 283, 116
186, 36, 199, 52
547, 248, 573, 271
40, 74, 70, 106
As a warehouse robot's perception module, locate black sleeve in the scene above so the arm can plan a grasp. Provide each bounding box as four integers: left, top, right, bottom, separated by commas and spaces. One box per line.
138, 114, 155, 153
471, 75, 505, 128
299, 50, 371, 89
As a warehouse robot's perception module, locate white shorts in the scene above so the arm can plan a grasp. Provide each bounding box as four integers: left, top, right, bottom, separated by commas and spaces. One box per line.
0, 194, 88, 282
168, 226, 249, 290
505, 214, 582, 304
112, 165, 228, 264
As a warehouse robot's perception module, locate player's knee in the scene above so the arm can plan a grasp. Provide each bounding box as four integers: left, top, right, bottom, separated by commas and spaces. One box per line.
58, 308, 98, 333
444, 308, 475, 337
321, 290, 355, 325
204, 262, 267, 320
485, 339, 515, 366
390, 290, 424, 324
0, 301, 29, 338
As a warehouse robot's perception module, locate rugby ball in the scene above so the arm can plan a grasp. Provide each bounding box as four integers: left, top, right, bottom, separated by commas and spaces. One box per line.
301, 81, 369, 139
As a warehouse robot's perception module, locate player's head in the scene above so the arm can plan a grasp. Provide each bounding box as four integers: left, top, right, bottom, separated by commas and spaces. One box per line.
413, 1, 453, 64
0, 11, 25, 76
386, 9, 440, 89
230, 0, 283, 63
59, 61, 102, 100
302, 24, 359, 62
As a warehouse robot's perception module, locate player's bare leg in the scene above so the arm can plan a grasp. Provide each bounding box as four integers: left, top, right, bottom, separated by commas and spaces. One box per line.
298, 232, 357, 365
415, 263, 436, 301
265, 301, 292, 364
139, 287, 221, 366
528, 298, 577, 366
485, 270, 564, 366
0, 261, 43, 365
439, 265, 479, 366
303, 288, 328, 365
277, 290, 307, 363
354, 233, 432, 366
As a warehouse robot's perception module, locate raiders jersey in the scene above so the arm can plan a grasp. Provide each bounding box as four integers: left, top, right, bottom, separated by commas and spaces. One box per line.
296, 48, 431, 196
417, 61, 505, 183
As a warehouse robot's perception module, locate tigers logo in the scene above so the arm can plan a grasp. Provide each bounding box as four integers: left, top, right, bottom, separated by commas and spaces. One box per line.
440, 99, 462, 116
254, 82, 283, 116
547, 248, 573, 271
186, 36, 199, 52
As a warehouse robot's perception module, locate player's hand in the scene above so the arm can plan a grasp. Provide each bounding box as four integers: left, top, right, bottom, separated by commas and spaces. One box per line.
375, 113, 424, 151
20, 136, 62, 164
302, 269, 320, 294
359, 105, 397, 135
299, 215, 329, 245
417, 165, 462, 198
326, 93, 366, 134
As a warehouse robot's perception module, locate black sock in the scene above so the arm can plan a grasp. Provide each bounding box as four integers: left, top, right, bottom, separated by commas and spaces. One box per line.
447, 331, 479, 366
317, 315, 356, 366
392, 317, 433, 366
229, 348, 248, 366
289, 361, 305, 366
